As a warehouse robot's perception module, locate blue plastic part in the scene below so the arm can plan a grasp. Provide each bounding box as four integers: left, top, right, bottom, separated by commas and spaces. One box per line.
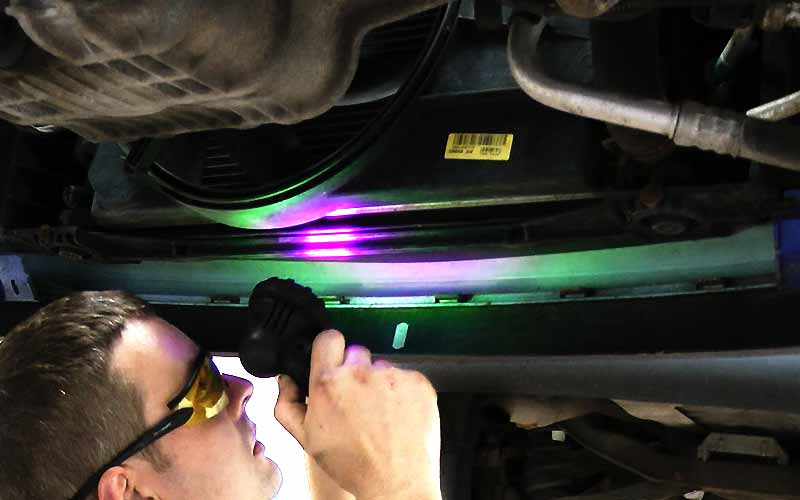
776, 191, 800, 289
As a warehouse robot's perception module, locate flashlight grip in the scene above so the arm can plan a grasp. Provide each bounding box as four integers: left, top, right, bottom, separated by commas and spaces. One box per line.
240, 278, 332, 398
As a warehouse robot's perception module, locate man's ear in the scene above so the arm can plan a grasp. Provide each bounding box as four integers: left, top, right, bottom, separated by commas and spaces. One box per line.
97, 465, 158, 500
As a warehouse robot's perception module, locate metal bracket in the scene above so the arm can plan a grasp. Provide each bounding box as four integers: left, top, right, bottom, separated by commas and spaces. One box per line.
0, 255, 35, 302
698, 433, 790, 466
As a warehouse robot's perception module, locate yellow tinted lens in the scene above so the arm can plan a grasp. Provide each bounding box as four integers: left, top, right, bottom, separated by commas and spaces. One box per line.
178, 358, 230, 426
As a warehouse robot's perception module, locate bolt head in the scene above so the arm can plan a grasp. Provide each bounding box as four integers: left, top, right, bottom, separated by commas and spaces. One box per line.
651, 219, 689, 236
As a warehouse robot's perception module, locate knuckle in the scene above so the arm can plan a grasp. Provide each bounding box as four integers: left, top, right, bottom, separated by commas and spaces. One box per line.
373, 359, 394, 370
350, 364, 371, 383
411, 371, 436, 396
346, 344, 370, 355
409, 369, 430, 385
376, 366, 398, 387
313, 370, 336, 392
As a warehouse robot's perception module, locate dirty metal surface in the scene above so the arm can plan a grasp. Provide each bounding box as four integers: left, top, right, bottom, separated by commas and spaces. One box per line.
0, 0, 446, 142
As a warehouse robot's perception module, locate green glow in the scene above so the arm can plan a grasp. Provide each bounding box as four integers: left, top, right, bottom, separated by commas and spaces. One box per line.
23, 225, 777, 300
392, 323, 409, 350
183, 156, 371, 230
348, 296, 437, 306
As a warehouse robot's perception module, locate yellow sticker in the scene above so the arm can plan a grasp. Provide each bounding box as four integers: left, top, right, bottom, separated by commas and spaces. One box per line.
445, 133, 513, 161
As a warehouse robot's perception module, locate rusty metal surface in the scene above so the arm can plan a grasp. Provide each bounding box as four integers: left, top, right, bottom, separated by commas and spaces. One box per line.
556, 483, 687, 500
698, 433, 790, 466
761, 1, 800, 31
555, 0, 622, 18
681, 407, 800, 438
613, 400, 698, 430
563, 417, 800, 498
0, 0, 446, 142
502, 398, 616, 430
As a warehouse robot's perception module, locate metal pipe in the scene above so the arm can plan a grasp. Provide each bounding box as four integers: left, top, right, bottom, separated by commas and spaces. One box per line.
712, 26, 753, 85
380, 347, 800, 413
507, 16, 800, 171
748, 89, 800, 122
508, 19, 680, 136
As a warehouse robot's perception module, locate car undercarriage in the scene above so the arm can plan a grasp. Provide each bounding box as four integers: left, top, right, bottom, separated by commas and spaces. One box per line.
3, 1, 800, 498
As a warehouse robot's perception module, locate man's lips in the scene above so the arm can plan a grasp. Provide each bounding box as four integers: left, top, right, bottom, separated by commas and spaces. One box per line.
244, 417, 257, 451
254, 440, 265, 456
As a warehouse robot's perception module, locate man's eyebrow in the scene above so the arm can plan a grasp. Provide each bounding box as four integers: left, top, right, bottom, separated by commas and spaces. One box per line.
167, 349, 205, 409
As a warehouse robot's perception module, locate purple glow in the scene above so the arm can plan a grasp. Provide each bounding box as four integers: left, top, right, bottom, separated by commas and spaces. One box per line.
303, 248, 355, 258
303, 227, 358, 235
300, 227, 360, 244
326, 205, 410, 218
303, 233, 359, 244
326, 207, 362, 218
293, 227, 361, 257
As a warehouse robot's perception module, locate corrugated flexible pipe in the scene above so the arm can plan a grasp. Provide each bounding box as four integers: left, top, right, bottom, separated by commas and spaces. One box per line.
507, 15, 800, 172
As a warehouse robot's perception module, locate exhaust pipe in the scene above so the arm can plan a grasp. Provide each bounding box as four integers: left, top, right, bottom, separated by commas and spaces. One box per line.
507, 16, 800, 172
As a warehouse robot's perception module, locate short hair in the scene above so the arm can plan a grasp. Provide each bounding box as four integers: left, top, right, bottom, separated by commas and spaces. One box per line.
0, 291, 171, 500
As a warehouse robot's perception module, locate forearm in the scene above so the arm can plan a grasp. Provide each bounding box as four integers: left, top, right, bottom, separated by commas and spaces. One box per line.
364, 488, 442, 500
307, 455, 441, 500
361, 477, 442, 500
307, 454, 355, 500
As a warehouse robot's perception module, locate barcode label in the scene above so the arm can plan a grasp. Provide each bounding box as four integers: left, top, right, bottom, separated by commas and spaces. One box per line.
445, 133, 513, 161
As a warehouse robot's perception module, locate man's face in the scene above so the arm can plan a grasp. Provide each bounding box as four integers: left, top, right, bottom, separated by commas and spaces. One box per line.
111, 317, 282, 499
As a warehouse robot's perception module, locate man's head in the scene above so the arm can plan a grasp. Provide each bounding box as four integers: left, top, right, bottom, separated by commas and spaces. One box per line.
0, 291, 281, 500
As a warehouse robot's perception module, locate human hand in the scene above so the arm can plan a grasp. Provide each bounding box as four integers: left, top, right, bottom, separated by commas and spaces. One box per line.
275, 330, 442, 500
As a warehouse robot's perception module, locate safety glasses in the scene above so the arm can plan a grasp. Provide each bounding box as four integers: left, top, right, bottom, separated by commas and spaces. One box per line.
69, 350, 230, 500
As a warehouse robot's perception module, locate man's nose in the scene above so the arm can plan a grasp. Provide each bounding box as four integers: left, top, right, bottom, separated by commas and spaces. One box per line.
223, 374, 254, 419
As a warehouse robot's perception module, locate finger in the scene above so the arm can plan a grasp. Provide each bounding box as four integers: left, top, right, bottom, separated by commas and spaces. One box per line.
372, 359, 394, 370
274, 375, 308, 445
309, 330, 346, 384
276, 372, 303, 403
343, 345, 372, 367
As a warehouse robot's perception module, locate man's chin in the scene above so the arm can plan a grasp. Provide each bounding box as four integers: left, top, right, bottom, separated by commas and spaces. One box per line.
262, 458, 283, 498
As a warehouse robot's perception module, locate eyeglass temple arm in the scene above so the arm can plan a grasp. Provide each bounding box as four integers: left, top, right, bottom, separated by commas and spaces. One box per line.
167, 350, 209, 410
68, 403, 194, 499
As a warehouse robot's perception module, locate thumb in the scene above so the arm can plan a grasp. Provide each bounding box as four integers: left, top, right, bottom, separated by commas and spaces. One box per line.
274, 375, 307, 446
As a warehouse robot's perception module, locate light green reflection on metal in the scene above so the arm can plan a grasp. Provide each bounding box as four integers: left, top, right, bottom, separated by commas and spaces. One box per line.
22, 225, 776, 300
346, 296, 437, 306
393, 323, 409, 350
183, 156, 371, 230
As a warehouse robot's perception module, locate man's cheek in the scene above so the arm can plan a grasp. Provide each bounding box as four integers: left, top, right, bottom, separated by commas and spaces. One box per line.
205, 420, 246, 457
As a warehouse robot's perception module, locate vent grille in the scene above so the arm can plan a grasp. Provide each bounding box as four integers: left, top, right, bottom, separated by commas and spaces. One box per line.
294, 99, 390, 165
289, 9, 442, 167
361, 9, 442, 57
201, 143, 247, 190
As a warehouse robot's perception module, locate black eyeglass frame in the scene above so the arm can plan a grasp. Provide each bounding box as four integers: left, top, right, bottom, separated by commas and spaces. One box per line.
69, 349, 214, 500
